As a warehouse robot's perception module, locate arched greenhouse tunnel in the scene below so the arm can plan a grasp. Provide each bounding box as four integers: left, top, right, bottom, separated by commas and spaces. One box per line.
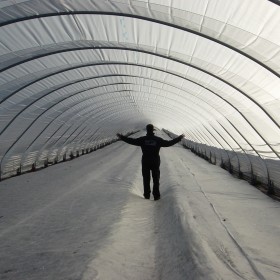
0, 1, 280, 279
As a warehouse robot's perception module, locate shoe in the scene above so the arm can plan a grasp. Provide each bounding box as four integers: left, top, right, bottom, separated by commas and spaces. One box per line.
154, 196, 160, 201
144, 195, 150, 199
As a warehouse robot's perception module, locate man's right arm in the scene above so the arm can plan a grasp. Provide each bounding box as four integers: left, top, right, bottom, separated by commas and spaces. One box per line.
117, 134, 143, 146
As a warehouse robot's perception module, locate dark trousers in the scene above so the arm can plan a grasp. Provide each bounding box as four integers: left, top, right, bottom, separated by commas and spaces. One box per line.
142, 157, 160, 198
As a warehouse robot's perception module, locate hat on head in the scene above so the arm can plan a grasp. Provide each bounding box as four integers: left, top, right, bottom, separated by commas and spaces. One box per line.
146, 124, 155, 132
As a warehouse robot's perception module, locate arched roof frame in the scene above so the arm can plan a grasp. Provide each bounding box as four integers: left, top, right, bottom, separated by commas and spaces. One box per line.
1, 61, 278, 159
1, 46, 278, 136
0, 1, 279, 177
0, 15, 279, 112
0, 9, 278, 77
0, 14, 278, 131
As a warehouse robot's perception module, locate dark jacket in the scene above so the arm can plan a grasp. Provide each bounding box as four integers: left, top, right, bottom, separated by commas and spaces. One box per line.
119, 133, 182, 159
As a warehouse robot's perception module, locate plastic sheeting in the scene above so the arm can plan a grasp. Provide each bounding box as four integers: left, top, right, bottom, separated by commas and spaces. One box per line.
0, 0, 279, 190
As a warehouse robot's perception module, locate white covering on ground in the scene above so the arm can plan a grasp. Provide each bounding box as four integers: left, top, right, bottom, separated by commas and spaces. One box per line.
0, 131, 279, 280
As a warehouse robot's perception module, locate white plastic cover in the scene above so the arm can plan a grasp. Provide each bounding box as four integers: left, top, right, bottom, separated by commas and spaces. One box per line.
0, 0, 279, 188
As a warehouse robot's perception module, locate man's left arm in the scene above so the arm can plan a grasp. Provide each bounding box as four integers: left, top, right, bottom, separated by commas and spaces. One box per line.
160, 134, 185, 147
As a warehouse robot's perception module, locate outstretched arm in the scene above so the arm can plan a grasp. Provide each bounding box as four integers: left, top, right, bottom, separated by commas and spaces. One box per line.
160, 134, 185, 147
116, 133, 143, 146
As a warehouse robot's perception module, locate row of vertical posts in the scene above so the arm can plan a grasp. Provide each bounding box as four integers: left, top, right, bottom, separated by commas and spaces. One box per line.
164, 130, 277, 197
0, 139, 116, 181
0, 130, 139, 181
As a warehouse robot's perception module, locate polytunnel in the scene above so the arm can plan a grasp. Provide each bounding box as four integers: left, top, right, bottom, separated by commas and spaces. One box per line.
0, 0, 280, 194
1, 1, 280, 279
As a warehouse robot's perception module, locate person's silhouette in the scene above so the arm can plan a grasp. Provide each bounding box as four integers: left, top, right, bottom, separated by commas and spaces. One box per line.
117, 124, 184, 200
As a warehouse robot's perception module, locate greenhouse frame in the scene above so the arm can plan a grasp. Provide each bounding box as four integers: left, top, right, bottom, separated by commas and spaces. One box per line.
0, 0, 279, 195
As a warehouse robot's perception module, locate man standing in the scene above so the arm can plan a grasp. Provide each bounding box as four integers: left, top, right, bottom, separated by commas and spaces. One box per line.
117, 124, 184, 200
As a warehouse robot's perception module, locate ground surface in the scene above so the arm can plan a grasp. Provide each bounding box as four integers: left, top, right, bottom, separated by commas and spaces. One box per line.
0, 131, 279, 280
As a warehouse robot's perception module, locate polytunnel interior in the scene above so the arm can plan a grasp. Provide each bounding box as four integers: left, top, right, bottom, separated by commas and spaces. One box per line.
0, 0, 280, 189
0, 0, 280, 279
